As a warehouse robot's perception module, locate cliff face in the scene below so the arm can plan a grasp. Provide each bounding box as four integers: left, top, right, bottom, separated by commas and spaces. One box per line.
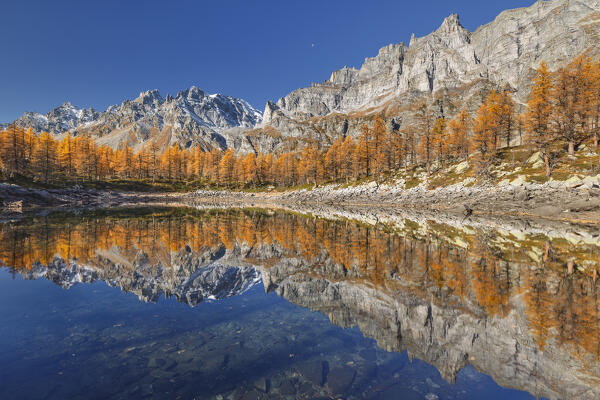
251, 0, 600, 152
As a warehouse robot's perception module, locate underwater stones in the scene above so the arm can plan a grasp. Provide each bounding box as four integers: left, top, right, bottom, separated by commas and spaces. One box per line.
296, 360, 325, 386
253, 377, 269, 393
358, 348, 377, 362
374, 384, 422, 400
278, 379, 297, 395
325, 365, 356, 395
147, 357, 166, 368
239, 390, 262, 400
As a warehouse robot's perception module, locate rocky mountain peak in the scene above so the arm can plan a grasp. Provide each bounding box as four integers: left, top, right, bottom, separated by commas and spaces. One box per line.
410, 13, 471, 50
439, 13, 462, 33
175, 85, 206, 101
329, 66, 359, 86
136, 89, 163, 106
13, 86, 262, 151
188, 85, 205, 98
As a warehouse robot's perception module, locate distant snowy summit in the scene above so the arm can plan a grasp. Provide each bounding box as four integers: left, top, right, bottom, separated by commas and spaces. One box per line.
13, 86, 262, 151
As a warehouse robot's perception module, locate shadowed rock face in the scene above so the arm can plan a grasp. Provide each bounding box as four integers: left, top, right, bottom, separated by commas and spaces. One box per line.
2, 207, 599, 399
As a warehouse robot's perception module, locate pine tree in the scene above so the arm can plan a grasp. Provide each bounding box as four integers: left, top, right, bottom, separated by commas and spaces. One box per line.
134, 150, 147, 179
590, 59, 600, 148
75, 136, 96, 180
147, 141, 161, 182
191, 147, 203, 180
324, 137, 343, 181
371, 117, 388, 180
256, 153, 268, 185
388, 128, 404, 171
552, 55, 592, 155
97, 145, 114, 179
401, 126, 417, 169
472, 96, 498, 173
339, 136, 356, 182
499, 90, 515, 148
242, 152, 257, 186
356, 124, 372, 178
299, 146, 319, 185
58, 132, 75, 176
23, 127, 36, 170
486, 90, 503, 150
1, 123, 25, 178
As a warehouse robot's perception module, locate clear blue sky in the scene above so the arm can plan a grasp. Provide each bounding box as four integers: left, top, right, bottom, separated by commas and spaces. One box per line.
1, 0, 534, 122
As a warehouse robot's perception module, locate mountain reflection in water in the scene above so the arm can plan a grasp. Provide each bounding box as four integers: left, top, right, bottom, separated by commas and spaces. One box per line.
0, 207, 598, 400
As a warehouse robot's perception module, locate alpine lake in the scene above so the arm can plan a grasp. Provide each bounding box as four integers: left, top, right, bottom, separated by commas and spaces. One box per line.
0, 206, 598, 400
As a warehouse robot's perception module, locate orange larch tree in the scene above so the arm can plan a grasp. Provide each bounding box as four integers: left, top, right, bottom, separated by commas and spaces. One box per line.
552, 55, 593, 155
498, 90, 515, 148
524, 61, 555, 176
33, 131, 58, 183
416, 103, 434, 177
448, 108, 471, 161
431, 117, 447, 167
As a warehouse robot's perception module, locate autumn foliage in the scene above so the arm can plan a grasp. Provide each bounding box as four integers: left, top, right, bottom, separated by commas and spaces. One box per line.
1, 208, 598, 362
2, 54, 600, 187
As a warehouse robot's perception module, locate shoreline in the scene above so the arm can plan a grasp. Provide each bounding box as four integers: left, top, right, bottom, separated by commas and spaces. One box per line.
1, 178, 599, 226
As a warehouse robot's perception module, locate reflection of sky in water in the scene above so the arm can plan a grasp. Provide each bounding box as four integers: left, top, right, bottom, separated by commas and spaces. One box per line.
0, 268, 536, 400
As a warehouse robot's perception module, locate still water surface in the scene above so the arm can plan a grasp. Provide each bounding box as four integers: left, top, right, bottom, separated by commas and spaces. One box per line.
0, 207, 597, 399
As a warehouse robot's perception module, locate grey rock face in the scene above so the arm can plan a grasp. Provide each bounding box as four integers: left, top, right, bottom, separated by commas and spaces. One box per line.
13, 87, 262, 151
254, 0, 600, 152
267, 0, 600, 121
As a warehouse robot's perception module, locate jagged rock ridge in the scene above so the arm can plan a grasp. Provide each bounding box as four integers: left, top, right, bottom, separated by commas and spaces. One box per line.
254, 0, 600, 152
13, 87, 262, 151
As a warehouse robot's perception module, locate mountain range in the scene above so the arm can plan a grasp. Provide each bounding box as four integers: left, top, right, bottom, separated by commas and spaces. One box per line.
13, 87, 262, 151
9, 0, 600, 152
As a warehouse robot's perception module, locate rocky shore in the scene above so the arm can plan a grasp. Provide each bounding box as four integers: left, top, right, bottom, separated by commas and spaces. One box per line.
2, 171, 599, 225
185, 176, 600, 224
0, 183, 179, 217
